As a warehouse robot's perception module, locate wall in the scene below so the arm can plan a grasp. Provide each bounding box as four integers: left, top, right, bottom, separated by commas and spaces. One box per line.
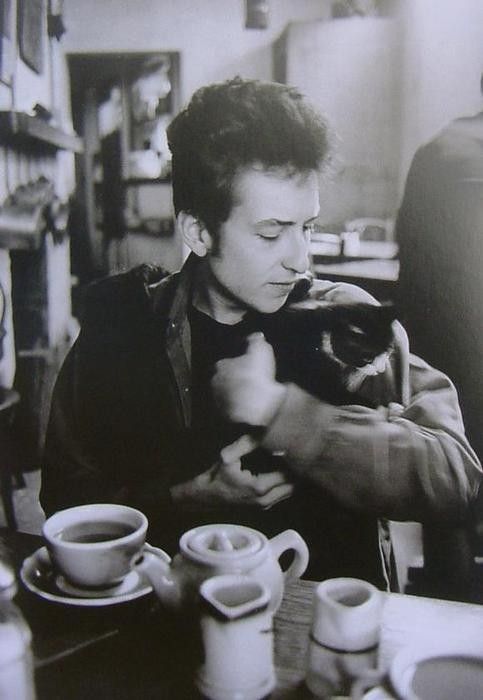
397, 0, 483, 185
0, 2, 50, 113
280, 16, 402, 226
63, 0, 330, 105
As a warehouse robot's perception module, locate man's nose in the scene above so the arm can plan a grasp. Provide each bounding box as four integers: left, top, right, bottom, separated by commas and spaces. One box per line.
282, 229, 310, 273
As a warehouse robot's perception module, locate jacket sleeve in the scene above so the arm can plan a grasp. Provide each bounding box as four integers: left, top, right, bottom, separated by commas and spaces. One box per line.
261, 282, 482, 524
262, 353, 481, 523
40, 265, 174, 518
40, 337, 117, 516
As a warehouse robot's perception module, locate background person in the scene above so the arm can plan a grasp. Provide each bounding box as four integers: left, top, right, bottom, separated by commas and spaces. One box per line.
395, 74, 483, 597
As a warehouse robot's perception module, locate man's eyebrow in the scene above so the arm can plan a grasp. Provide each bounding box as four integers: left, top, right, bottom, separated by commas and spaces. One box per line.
256, 215, 319, 227
256, 219, 290, 227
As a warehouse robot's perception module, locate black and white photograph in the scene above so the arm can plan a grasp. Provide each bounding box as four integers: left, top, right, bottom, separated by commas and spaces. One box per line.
0, 1, 482, 698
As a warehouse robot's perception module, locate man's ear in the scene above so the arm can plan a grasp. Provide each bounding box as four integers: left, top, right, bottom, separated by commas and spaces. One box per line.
177, 212, 213, 257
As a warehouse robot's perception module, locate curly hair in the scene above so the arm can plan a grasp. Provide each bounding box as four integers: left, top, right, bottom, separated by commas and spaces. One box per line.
167, 77, 332, 236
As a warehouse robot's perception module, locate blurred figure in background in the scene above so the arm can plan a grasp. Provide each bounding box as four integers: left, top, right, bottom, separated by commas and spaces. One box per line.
396, 73, 483, 597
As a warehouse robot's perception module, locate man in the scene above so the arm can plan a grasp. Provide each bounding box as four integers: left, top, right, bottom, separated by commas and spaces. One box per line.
396, 77, 483, 596
41, 78, 481, 588
396, 76, 483, 467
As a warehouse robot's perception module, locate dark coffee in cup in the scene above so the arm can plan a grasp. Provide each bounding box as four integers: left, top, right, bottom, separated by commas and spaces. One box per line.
56, 520, 135, 544
411, 655, 483, 700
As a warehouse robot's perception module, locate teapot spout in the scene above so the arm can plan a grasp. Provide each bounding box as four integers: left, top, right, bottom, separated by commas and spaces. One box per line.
131, 545, 182, 608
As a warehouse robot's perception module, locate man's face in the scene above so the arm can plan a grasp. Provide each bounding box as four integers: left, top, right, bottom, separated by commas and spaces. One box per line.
202, 167, 320, 321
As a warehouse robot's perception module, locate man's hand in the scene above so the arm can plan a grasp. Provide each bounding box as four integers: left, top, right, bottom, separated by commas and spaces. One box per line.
212, 333, 287, 427
170, 433, 294, 510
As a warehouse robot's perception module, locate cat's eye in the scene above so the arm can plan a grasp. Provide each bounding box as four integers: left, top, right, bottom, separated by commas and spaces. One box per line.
347, 324, 365, 336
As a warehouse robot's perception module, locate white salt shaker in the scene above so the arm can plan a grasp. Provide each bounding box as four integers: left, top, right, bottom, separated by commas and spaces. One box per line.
306, 577, 383, 698
196, 574, 275, 700
0, 562, 36, 700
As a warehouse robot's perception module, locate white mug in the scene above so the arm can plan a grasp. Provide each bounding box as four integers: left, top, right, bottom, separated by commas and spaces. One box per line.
306, 578, 383, 698
311, 577, 383, 651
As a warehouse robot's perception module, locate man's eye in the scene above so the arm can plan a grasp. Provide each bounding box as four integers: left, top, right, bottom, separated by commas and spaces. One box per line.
303, 223, 315, 236
258, 231, 280, 240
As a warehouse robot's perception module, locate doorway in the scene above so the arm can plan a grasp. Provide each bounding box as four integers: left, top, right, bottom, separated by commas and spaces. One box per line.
67, 52, 181, 299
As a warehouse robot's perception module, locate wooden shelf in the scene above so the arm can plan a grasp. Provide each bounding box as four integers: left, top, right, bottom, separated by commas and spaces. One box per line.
0, 112, 83, 153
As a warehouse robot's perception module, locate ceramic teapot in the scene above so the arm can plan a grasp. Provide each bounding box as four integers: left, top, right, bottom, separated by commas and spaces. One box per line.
132, 523, 309, 612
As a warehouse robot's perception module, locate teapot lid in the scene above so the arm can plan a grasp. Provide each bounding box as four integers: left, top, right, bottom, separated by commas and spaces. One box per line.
182, 524, 265, 563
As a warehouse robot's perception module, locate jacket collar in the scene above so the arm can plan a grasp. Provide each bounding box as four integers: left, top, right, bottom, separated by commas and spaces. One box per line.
149, 253, 199, 427
150, 252, 198, 328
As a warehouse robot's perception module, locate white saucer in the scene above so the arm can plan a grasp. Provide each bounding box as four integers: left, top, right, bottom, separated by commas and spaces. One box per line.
20, 546, 153, 607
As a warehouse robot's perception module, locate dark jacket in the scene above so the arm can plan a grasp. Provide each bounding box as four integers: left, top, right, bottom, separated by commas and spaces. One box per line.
396, 112, 483, 464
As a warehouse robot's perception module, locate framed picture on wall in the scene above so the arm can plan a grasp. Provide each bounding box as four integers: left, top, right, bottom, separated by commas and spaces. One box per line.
0, 0, 14, 85
18, 0, 45, 74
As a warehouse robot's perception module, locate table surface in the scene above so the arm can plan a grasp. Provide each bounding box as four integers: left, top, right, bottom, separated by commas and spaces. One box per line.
3, 529, 483, 699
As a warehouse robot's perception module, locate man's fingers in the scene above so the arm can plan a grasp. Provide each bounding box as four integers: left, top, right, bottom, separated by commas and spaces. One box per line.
245, 332, 275, 374
220, 434, 258, 464
251, 470, 290, 494
216, 443, 294, 508
245, 331, 267, 352
258, 482, 295, 509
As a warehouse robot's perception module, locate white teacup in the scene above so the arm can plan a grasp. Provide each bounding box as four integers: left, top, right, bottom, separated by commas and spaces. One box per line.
42, 503, 148, 588
352, 644, 483, 700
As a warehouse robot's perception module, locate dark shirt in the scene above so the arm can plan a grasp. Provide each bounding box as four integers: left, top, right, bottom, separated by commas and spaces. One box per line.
186, 305, 384, 585
189, 305, 258, 471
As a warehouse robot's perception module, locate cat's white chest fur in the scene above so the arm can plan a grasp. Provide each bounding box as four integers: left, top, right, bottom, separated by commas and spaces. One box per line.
321, 331, 390, 392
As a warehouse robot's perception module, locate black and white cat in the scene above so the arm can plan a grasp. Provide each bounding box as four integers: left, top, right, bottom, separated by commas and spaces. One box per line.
283, 297, 397, 390
242, 292, 399, 474
262, 277, 398, 394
